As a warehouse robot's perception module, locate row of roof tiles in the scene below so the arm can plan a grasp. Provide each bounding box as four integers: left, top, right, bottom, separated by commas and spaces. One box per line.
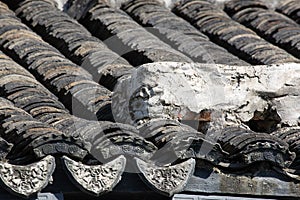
0, 0, 300, 198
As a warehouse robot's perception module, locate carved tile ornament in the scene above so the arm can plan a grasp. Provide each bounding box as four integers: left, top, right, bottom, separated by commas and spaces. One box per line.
62, 155, 126, 196
136, 158, 195, 196
0, 156, 55, 197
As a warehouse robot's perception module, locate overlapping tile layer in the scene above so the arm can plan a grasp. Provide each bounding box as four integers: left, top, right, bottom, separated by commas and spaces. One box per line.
0, 0, 300, 199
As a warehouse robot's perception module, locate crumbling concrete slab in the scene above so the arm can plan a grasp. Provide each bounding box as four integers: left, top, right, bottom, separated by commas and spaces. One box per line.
112, 62, 300, 130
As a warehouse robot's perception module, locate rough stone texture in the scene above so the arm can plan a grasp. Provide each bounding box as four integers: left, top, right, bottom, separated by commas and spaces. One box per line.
112, 62, 300, 129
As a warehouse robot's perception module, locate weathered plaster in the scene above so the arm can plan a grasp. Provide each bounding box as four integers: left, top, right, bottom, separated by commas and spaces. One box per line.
112, 62, 300, 129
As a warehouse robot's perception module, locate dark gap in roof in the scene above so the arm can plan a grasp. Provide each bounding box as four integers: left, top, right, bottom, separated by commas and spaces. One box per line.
78, 15, 153, 67
0, 0, 23, 10
245, 107, 281, 134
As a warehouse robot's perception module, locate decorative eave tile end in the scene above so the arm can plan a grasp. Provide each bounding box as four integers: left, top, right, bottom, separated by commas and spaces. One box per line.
0, 155, 56, 198
62, 155, 126, 196
135, 158, 196, 196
